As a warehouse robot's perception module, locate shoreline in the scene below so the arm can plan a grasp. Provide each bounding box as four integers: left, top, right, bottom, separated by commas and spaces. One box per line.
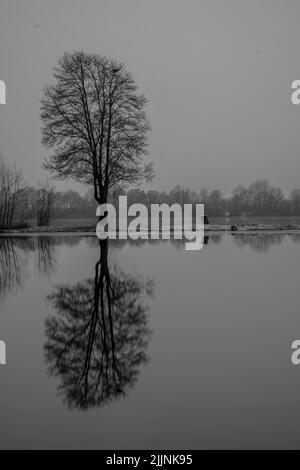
1, 224, 300, 237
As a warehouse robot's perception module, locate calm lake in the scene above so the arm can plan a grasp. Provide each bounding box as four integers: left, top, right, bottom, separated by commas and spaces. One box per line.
1, 233, 300, 450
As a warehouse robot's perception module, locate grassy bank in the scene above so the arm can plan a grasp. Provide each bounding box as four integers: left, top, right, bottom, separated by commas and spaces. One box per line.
1, 222, 300, 235
1, 216, 300, 235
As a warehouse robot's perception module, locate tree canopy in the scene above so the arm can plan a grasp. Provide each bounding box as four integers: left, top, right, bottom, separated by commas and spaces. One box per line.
41, 52, 153, 204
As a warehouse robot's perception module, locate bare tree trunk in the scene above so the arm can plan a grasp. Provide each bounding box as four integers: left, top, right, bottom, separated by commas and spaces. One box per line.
36, 182, 55, 227
0, 158, 24, 229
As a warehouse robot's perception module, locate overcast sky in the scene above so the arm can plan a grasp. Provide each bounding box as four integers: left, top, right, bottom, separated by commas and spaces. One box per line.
1, 0, 300, 196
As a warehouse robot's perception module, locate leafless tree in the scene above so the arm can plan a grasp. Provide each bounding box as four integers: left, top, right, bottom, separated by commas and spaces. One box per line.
41, 52, 153, 205
36, 182, 55, 227
0, 156, 24, 229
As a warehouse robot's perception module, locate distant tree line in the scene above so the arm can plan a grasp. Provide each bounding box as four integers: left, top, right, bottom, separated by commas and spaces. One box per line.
48, 180, 300, 218
119, 181, 300, 217
1, 155, 300, 229
13, 185, 98, 224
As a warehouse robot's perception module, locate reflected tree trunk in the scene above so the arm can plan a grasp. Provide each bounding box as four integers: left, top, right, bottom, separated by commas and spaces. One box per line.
45, 240, 154, 410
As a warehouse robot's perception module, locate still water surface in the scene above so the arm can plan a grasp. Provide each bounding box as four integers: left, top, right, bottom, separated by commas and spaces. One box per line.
0, 234, 300, 449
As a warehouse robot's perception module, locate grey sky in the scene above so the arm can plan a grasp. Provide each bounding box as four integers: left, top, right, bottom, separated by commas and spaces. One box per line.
1, 0, 300, 196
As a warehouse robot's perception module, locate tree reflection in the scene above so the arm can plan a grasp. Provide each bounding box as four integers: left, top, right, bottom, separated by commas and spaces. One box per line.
231, 233, 286, 253
0, 237, 32, 302
86, 235, 211, 250
44, 240, 153, 411
0, 236, 87, 303
36, 237, 57, 276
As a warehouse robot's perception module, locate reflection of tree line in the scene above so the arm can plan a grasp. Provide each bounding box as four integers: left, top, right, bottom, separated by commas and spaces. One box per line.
0, 235, 206, 302
0, 236, 86, 302
231, 233, 300, 253
1, 234, 299, 301
0, 238, 28, 300
86, 235, 214, 250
